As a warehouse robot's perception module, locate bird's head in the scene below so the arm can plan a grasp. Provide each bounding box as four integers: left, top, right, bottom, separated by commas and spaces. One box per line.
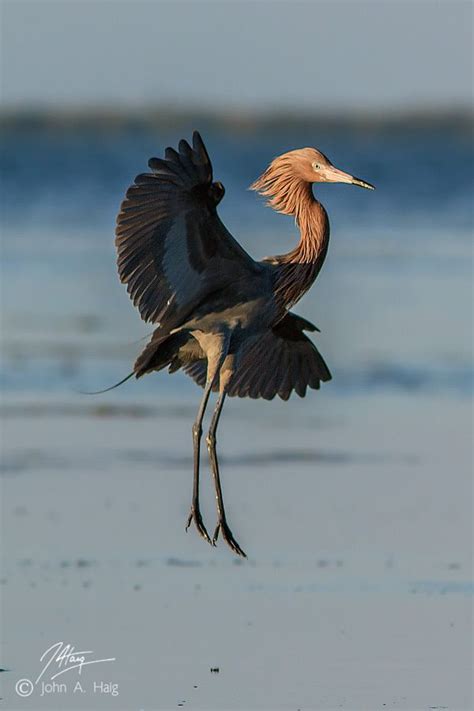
277, 147, 375, 190
251, 146, 374, 216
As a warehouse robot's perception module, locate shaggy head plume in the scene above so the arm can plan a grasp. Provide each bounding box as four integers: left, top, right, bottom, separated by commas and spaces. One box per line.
250, 148, 332, 217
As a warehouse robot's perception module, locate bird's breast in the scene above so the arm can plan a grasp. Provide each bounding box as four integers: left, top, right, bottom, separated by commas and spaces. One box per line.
270, 260, 322, 311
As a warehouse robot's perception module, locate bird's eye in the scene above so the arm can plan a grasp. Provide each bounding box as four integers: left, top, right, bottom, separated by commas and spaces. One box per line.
312, 162, 321, 171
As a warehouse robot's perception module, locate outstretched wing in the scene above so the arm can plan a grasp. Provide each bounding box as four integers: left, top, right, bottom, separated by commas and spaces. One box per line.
183, 312, 332, 400
115, 131, 261, 326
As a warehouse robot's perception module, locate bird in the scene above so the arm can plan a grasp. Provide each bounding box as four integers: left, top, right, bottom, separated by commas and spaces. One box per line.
114, 131, 374, 557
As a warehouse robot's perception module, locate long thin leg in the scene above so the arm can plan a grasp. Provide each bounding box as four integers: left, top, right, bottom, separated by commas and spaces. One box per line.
185, 381, 213, 544
206, 392, 247, 558
185, 330, 230, 549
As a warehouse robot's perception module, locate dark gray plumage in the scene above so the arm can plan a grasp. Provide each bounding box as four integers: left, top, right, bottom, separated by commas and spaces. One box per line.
115, 131, 373, 556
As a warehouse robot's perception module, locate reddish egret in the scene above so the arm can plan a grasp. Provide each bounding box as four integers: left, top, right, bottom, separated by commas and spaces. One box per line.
115, 132, 374, 556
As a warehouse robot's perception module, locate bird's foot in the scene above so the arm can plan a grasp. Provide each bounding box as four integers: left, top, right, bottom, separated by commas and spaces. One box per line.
185, 506, 213, 546
213, 520, 247, 558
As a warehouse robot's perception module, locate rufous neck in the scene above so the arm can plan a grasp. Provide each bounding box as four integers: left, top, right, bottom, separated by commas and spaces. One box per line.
251, 166, 330, 264
291, 186, 329, 264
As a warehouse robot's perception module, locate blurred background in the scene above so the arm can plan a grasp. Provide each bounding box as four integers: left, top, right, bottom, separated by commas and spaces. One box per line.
1, 2, 473, 709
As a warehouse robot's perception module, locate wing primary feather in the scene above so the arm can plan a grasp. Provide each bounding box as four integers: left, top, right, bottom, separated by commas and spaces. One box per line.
115, 132, 260, 328
192, 130, 211, 168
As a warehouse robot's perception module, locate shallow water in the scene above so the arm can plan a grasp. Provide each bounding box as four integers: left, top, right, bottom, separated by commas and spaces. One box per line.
1, 119, 473, 709
1, 120, 473, 399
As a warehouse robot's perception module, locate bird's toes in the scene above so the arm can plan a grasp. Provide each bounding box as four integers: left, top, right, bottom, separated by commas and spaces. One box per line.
185, 512, 193, 532
185, 508, 213, 546
197, 522, 213, 546
212, 524, 221, 546
215, 520, 247, 558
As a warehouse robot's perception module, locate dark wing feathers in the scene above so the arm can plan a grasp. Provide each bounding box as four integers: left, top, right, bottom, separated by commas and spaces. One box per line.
182, 312, 331, 400
134, 329, 205, 379
183, 360, 208, 388
118, 133, 331, 400
232, 313, 330, 400
116, 131, 259, 327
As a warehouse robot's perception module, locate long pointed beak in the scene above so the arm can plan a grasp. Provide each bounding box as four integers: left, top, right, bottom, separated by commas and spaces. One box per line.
351, 176, 375, 190
324, 166, 375, 190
